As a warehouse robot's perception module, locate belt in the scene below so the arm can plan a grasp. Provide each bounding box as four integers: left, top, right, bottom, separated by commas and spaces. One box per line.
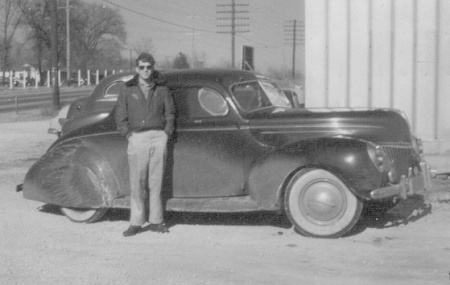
133, 127, 163, 133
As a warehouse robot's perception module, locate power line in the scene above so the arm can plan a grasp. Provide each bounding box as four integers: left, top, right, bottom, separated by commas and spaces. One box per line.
103, 0, 288, 55
102, 0, 217, 34
102, 0, 298, 70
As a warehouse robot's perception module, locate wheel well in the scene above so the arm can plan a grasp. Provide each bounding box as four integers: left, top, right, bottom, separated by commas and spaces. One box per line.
277, 165, 360, 213
282, 167, 364, 238
277, 166, 308, 213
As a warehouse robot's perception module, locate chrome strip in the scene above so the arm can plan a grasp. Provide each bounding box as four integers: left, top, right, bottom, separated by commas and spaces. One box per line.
256, 124, 383, 130
177, 127, 240, 132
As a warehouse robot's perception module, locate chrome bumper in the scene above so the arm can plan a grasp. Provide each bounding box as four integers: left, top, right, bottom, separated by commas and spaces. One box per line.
370, 161, 432, 200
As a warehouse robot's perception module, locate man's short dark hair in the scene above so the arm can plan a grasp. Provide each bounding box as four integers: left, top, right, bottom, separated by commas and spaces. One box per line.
135, 53, 155, 66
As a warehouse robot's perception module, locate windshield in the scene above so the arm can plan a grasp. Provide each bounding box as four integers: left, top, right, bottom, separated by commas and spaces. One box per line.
231, 80, 292, 112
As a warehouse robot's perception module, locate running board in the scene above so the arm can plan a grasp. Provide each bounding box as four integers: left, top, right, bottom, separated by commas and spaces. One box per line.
111, 195, 261, 212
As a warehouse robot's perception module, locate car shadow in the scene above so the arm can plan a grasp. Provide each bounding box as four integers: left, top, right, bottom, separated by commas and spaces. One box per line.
103, 209, 292, 230
95, 208, 293, 230
37, 195, 431, 238
102, 208, 129, 222
346, 194, 432, 237
164, 211, 292, 229
37, 204, 64, 216
36, 205, 292, 230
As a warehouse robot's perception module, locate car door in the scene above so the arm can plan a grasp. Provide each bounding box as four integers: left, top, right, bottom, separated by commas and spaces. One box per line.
169, 84, 259, 198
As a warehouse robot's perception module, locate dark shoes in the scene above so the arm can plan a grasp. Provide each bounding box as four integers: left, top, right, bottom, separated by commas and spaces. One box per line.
123, 223, 169, 236
149, 223, 169, 233
123, 225, 141, 237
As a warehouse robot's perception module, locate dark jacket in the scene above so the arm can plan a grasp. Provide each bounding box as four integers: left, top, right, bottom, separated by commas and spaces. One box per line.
115, 71, 175, 137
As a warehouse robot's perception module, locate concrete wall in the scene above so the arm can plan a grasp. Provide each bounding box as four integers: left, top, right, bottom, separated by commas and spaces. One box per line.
305, 0, 450, 155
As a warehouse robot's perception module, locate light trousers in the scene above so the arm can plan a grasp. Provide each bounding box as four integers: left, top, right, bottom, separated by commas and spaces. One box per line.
127, 130, 168, 226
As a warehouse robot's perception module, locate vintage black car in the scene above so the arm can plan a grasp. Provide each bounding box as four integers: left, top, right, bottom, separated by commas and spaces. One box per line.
21, 69, 432, 238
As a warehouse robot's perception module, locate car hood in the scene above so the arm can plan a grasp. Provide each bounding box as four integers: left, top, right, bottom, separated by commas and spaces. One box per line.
247, 107, 412, 146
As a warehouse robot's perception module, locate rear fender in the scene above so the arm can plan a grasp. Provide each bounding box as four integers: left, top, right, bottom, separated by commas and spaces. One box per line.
23, 140, 119, 208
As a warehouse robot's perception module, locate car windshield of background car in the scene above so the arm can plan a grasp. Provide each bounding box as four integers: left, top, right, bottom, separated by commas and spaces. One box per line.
259, 81, 292, 108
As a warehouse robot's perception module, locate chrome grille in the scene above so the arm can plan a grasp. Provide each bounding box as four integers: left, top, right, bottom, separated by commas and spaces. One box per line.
382, 146, 413, 176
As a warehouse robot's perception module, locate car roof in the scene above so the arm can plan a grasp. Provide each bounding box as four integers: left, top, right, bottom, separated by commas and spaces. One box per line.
100, 68, 265, 88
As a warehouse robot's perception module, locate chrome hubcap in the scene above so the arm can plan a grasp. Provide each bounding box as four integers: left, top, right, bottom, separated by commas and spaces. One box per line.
299, 179, 346, 225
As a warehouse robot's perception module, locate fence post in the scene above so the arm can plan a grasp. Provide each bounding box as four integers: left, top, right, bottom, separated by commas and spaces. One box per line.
47, 70, 50, 87
9, 71, 12, 89
96, 70, 99, 85
104, 70, 107, 78
78, 69, 81, 86
87, 70, 91, 85
23, 70, 26, 89
15, 96, 18, 114
35, 70, 38, 89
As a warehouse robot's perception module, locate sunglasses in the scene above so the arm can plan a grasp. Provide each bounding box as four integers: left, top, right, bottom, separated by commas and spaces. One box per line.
138, 65, 153, 70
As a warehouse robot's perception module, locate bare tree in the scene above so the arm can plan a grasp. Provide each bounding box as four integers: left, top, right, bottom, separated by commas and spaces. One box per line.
49, 0, 59, 109
0, 0, 22, 84
20, 0, 60, 108
19, 0, 62, 84
131, 37, 155, 56
70, 2, 126, 71
19, 0, 127, 81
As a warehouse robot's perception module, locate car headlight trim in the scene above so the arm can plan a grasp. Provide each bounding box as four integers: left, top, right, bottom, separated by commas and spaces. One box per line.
367, 142, 391, 173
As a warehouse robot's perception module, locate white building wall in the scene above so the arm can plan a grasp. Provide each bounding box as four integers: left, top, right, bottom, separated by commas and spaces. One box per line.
305, 0, 450, 154
438, 0, 450, 146
371, 0, 392, 108
348, 0, 370, 107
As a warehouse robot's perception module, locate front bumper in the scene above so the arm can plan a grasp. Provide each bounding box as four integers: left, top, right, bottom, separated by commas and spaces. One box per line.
370, 161, 432, 200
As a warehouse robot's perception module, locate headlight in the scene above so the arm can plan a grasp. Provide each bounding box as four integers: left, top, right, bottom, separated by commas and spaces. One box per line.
366, 142, 391, 173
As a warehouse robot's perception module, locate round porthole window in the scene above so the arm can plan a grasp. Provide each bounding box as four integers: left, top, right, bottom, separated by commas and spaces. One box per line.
198, 88, 228, 116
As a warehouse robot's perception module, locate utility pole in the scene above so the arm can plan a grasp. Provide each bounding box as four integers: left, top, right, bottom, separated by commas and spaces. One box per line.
284, 20, 304, 78
66, 0, 70, 84
187, 13, 200, 68
58, 0, 70, 84
50, 0, 60, 110
217, 0, 249, 68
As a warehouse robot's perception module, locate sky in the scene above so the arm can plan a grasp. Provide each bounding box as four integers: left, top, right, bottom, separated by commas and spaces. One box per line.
100, 0, 304, 75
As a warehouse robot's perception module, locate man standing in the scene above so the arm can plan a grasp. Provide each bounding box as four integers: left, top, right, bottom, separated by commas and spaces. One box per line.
115, 53, 174, 237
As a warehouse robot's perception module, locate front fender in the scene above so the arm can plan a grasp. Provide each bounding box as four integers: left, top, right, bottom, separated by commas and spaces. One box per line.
305, 138, 383, 198
247, 138, 383, 209
23, 140, 119, 208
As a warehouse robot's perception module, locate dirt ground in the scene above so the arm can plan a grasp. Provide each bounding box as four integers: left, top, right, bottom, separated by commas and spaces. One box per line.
1, 111, 450, 285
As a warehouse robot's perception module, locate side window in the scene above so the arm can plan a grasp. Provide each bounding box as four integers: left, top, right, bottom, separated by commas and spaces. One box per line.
172, 87, 228, 121
197, 88, 228, 117
104, 81, 125, 98
231, 82, 270, 112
